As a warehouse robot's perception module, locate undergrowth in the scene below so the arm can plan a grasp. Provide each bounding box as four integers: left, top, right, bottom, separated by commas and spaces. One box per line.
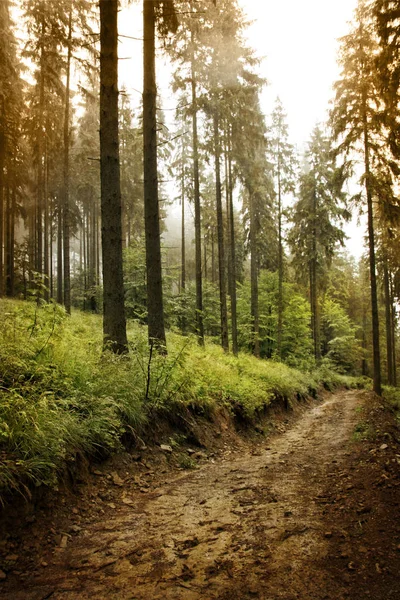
0, 298, 365, 502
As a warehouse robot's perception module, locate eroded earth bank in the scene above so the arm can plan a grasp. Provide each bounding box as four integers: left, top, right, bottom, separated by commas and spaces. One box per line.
0, 390, 399, 600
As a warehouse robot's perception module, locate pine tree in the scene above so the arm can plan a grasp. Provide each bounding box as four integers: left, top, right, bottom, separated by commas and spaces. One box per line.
268, 98, 298, 359
331, 0, 393, 394
288, 126, 348, 361
0, 0, 23, 298
232, 87, 274, 357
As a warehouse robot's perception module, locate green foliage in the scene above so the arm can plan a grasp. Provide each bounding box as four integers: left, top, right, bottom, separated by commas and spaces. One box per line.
237, 272, 314, 368
321, 297, 364, 372
311, 358, 366, 392
0, 298, 364, 501
382, 386, 400, 423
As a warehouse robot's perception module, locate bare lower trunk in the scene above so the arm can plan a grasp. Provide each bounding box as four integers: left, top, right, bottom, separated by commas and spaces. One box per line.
63, 9, 72, 314
277, 165, 283, 359
0, 96, 4, 297
362, 98, 381, 395
99, 0, 128, 353
213, 110, 229, 352
227, 127, 238, 356
383, 260, 394, 386
143, 0, 166, 350
191, 29, 204, 345
249, 191, 260, 358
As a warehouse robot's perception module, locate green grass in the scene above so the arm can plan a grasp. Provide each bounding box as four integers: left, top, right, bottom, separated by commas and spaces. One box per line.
382, 386, 400, 425
0, 298, 366, 501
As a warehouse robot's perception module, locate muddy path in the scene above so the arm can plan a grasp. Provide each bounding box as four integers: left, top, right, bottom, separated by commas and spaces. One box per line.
1, 389, 399, 600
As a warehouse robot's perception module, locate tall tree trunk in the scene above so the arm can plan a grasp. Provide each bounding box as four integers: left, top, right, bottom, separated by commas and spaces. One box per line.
9, 171, 16, 296
213, 109, 229, 352
277, 146, 283, 359
99, 0, 128, 353
143, 0, 166, 350
82, 211, 87, 311
311, 184, 321, 361
180, 148, 186, 293
249, 191, 260, 358
227, 126, 238, 356
211, 228, 216, 284
391, 290, 397, 386
362, 97, 382, 395
36, 20, 45, 277
43, 125, 49, 301
63, 8, 72, 313
57, 207, 63, 304
5, 180, 10, 296
0, 95, 4, 297
383, 259, 394, 385
90, 189, 97, 311
190, 26, 204, 345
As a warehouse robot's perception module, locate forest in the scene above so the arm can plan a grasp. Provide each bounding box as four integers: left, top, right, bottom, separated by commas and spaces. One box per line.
0, 0, 400, 513
1, 1, 400, 597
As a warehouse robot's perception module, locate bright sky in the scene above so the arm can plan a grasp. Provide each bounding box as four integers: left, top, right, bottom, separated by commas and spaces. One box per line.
119, 0, 358, 145
119, 0, 364, 257
240, 0, 358, 146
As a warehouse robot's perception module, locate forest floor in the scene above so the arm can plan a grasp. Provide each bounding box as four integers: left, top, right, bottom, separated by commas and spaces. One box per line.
0, 389, 399, 600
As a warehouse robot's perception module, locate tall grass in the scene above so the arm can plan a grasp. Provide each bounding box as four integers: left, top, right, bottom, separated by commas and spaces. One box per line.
0, 298, 365, 501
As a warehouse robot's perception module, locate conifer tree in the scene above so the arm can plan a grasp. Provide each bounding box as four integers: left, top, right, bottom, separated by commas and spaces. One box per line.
268, 98, 298, 359
331, 0, 393, 394
0, 0, 23, 297
288, 126, 348, 361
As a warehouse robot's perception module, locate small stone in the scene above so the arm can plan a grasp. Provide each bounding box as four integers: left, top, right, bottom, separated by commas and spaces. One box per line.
324, 532, 333, 539
194, 451, 206, 460
25, 515, 36, 524
5, 554, 18, 562
69, 525, 82, 534
160, 444, 173, 453
380, 444, 388, 451
122, 496, 134, 505
0, 570, 6, 581
72, 508, 79, 515
111, 472, 124, 487
92, 469, 102, 476
59, 535, 69, 549
41, 562, 48, 568
187, 449, 195, 455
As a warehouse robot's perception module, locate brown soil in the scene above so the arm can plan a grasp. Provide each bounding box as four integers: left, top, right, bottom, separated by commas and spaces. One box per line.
0, 390, 399, 600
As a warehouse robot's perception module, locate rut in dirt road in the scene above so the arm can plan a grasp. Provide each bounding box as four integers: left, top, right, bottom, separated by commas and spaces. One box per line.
2, 390, 364, 600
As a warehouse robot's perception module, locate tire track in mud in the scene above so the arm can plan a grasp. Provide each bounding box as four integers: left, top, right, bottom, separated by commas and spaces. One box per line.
2, 390, 364, 600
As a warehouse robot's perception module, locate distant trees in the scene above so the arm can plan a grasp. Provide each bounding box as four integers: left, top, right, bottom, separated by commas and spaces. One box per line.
0, 0, 399, 384
0, 0, 23, 298
268, 98, 298, 358
289, 127, 348, 361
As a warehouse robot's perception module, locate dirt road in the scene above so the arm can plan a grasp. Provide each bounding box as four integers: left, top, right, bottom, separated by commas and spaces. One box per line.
1, 390, 399, 600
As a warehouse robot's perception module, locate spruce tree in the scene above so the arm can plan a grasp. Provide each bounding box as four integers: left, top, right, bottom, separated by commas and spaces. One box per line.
268, 98, 298, 359
288, 126, 348, 361
331, 0, 393, 394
